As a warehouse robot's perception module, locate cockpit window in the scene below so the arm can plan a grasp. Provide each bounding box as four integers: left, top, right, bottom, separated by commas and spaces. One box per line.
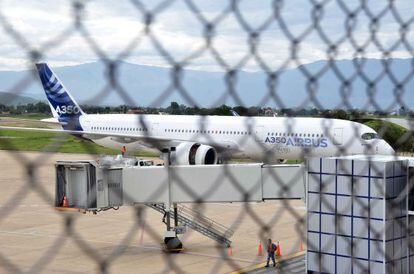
361, 132, 380, 140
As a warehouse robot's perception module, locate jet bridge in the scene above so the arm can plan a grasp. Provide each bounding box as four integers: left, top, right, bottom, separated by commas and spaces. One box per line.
55, 153, 306, 249
55, 161, 306, 207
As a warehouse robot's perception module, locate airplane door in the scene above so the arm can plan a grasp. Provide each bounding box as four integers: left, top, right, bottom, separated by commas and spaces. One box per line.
151, 123, 159, 136
333, 128, 343, 145
254, 126, 265, 142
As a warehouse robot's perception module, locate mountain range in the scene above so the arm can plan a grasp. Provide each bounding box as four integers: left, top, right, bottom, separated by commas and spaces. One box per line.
0, 91, 41, 106
0, 58, 412, 109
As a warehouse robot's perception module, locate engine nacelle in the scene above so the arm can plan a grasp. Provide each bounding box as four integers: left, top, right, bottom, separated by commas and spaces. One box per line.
172, 143, 218, 165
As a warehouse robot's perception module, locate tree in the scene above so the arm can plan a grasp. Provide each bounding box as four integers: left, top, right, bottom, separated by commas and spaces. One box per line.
168, 102, 181, 115
211, 104, 232, 116
233, 106, 249, 116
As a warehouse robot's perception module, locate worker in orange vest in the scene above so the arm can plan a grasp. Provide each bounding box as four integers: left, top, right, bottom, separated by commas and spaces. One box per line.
265, 238, 277, 267
121, 145, 126, 157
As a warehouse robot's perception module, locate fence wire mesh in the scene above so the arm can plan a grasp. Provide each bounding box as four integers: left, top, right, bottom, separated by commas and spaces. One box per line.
0, 0, 414, 273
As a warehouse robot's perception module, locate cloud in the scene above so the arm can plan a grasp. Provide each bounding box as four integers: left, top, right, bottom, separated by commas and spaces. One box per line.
0, 0, 412, 72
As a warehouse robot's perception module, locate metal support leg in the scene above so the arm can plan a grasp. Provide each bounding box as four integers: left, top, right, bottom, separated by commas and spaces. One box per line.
161, 148, 182, 251
174, 203, 178, 227
166, 209, 171, 231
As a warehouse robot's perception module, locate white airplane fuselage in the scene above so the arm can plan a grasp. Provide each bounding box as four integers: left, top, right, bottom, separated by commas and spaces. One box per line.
79, 114, 394, 163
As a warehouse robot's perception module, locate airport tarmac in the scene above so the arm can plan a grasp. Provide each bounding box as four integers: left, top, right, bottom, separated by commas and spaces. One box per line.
0, 150, 306, 273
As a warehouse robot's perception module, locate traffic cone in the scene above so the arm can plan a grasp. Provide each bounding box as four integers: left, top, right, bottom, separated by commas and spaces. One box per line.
228, 247, 233, 256
300, 241, 304, 252
62, 196, 67, 207
257, 242, 263, 256
276, 241, 281, 257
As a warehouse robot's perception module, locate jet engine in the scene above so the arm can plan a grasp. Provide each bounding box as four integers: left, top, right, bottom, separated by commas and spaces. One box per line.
171, 142, 218, 165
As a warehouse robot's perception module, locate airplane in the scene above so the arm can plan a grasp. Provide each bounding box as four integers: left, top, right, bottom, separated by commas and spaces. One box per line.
0, 63, 395, 164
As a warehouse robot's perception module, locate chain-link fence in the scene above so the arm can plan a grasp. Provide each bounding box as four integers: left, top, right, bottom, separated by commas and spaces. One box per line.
0, 0, 414, 273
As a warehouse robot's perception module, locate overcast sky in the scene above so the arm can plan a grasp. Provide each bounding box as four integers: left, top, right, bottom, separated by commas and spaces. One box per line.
0, 0, 413, 71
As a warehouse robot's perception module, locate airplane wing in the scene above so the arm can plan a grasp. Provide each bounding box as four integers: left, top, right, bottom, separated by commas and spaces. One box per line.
40, 117, 60, 124
0, 126, 173, 142
0, 126, 240, 151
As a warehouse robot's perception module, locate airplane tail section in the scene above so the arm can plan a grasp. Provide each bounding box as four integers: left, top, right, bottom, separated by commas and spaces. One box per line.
36, 63, 84, 130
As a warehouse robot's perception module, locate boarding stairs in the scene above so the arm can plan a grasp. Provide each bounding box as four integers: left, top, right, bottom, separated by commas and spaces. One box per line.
146, 203, 234, 247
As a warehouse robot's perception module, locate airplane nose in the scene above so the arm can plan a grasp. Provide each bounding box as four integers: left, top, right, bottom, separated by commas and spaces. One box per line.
377, 141, 395, 155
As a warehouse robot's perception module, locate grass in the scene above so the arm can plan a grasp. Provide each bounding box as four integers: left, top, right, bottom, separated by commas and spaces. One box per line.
0, 129, 158, 157
1, 114, 51, 120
